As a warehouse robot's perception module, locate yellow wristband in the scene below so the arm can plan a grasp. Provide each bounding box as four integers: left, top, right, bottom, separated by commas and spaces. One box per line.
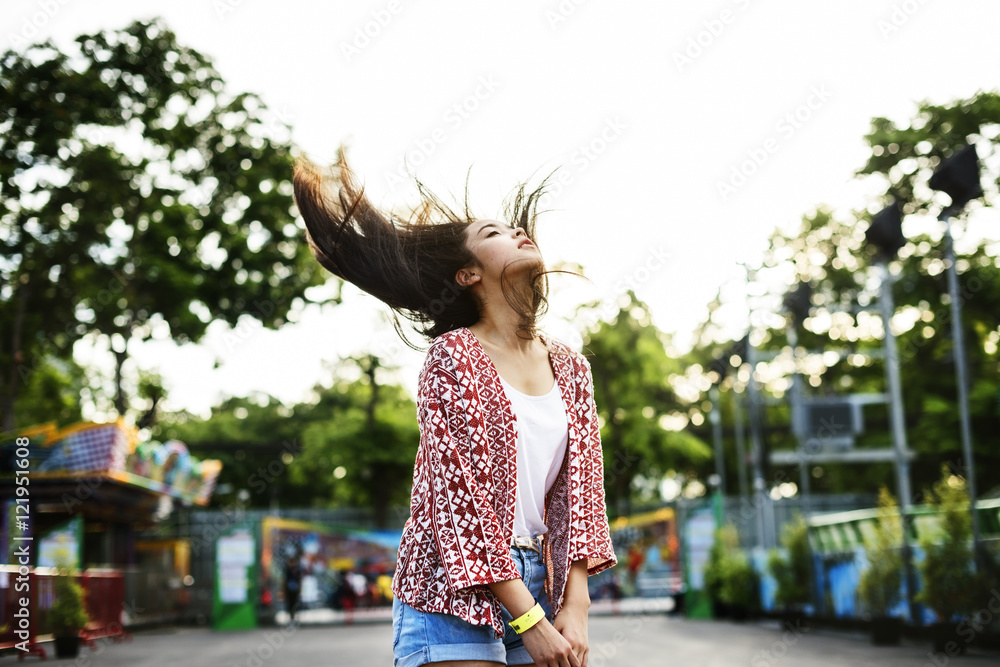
509, 602, 545, 634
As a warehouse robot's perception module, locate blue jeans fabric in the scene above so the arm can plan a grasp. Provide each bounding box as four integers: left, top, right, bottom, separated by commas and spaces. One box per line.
392, 544, 553, 666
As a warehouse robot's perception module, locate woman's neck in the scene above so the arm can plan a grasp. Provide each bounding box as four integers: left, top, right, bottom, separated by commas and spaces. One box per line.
469, 304, 536, 354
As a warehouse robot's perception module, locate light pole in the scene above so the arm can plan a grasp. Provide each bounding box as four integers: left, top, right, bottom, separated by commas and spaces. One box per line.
865, 201, 918, 623
743, 265, 776, 550
784, 282, 812, 519
710, 384, 727, 503
928, 143, 984, 568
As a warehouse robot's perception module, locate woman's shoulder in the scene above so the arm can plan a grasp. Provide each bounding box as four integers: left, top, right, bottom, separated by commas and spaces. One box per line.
420, 328, 474, 377
425, 327, 471, 360
539, 331, 591, 368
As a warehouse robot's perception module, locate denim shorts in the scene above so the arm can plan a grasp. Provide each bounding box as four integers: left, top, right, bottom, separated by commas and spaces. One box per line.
392, 544, 553, 666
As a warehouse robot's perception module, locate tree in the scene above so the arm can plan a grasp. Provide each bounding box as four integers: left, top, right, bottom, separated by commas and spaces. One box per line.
581, 292, 712, 516
0, 18, 330, 430
291, 356, 419, 527
6, 354, 85, 429
693, 92, 1000, 499
156, 392, 308, 509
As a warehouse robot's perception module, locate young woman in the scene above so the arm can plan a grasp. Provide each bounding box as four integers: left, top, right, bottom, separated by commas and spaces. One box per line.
293, 149, 616, 667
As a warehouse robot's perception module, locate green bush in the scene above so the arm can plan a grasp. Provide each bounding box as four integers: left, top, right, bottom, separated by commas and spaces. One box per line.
917, 468, 982, 623
48, 571, 89, 636
767, 513, 812, 610
704, 524, 759, 610
719, 550, 759, 609
857, 486, 903, 618
703, 524, 737, 604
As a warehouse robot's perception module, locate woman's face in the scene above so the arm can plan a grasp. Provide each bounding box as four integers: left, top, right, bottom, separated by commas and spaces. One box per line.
463, 219, 542, 281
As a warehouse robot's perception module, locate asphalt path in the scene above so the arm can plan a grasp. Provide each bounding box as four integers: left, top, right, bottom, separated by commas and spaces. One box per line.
7, 615, 999, 666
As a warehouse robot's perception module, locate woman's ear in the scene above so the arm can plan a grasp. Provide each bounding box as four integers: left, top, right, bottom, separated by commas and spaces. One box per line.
455, 267, 480, 287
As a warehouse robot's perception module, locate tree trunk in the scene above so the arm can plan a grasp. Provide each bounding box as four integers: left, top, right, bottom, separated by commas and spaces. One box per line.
112, 317, 136, 418
2, 280, 30, 433
114, 347, 128, 418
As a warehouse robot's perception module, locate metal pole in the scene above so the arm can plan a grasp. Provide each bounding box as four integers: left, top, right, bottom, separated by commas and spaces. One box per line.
941, 211, 981, 569
743, 285, 775, 551
786, 322, 811, 520
876, 258, 918, 623
710, 385, 727, 532
746, 336, 768, 551
710, 385, 727, 496
733, 388, 749, 503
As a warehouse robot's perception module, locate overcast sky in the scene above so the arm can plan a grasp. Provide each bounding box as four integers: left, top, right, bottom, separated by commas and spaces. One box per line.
5, 0, 999, 419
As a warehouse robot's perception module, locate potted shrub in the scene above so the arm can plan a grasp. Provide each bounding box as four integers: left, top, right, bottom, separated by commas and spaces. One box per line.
704, 524, 743, 619
48, 568, 89, 658
917, 468, 981, 655
703, 524, 759, 621
858, 486, 904, 645
767, 513, 812, 629
718, 547, 759, 621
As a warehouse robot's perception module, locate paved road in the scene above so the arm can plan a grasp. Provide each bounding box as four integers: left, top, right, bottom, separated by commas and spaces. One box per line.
9, 615, 999, 666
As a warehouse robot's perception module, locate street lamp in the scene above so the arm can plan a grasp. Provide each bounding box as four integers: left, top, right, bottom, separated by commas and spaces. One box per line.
928, 143, 984, 568
865, 200, 918, 623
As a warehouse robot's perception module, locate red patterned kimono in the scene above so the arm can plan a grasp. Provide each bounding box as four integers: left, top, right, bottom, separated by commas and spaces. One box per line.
391, 326, 617, 639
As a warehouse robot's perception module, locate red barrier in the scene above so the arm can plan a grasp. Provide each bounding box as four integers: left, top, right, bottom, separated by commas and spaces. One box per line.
0, 566, 130, 660
79, 570, 132, 649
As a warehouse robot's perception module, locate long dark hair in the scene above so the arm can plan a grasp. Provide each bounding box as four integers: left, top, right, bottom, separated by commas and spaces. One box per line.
292, 147, 555, 347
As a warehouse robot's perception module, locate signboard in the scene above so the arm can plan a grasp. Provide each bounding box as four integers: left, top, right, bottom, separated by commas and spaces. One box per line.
212, 525, 257, 631
682, 506, 717, 619
37, 516, 83, 569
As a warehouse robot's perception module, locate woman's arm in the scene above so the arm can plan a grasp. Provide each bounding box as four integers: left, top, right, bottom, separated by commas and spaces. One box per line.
567, 354, 617, 575
418, 354, 521, 591
553, 558, 591, 667
487, 577, 581, 666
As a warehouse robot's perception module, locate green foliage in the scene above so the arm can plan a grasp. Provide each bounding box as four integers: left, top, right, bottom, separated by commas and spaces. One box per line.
767, 513, 813, 609
704, 524, 759, 609
581, 292, 712, 515
694, 91, 1000, 500
158, 355, 419, 524
157, 393, 308, 508
857, 91, 1000, 210
48, 568, 89, 635
292, 357, 419, 525
719, 552, 759, 609
7, 355, 85, 429
917, 467, 982, 622
857, 487, 903, 617
0, 18, 331, 426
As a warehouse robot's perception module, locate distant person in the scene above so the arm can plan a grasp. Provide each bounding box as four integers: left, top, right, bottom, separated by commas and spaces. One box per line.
283, 552, 302, 623
294, 149, 618, 666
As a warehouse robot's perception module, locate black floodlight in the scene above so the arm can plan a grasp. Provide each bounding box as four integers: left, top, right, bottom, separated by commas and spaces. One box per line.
929, 144, 984, 212
866, 201, 905, 259
783, 282, 813, 326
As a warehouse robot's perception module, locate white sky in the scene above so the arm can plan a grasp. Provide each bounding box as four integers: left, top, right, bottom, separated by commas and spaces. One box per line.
5, 0, 999, 419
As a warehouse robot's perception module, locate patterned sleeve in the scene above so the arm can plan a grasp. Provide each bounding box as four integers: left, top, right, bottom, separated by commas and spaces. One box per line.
418, 350, 521, 592
570, 353, 618, 575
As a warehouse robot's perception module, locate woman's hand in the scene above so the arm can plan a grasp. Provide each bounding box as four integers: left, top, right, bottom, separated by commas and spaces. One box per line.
520, 617, 582, 667
553, 603, 590, 667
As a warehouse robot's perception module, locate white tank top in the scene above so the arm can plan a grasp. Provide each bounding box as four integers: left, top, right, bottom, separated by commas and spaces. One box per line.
498, 376, 570, 540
